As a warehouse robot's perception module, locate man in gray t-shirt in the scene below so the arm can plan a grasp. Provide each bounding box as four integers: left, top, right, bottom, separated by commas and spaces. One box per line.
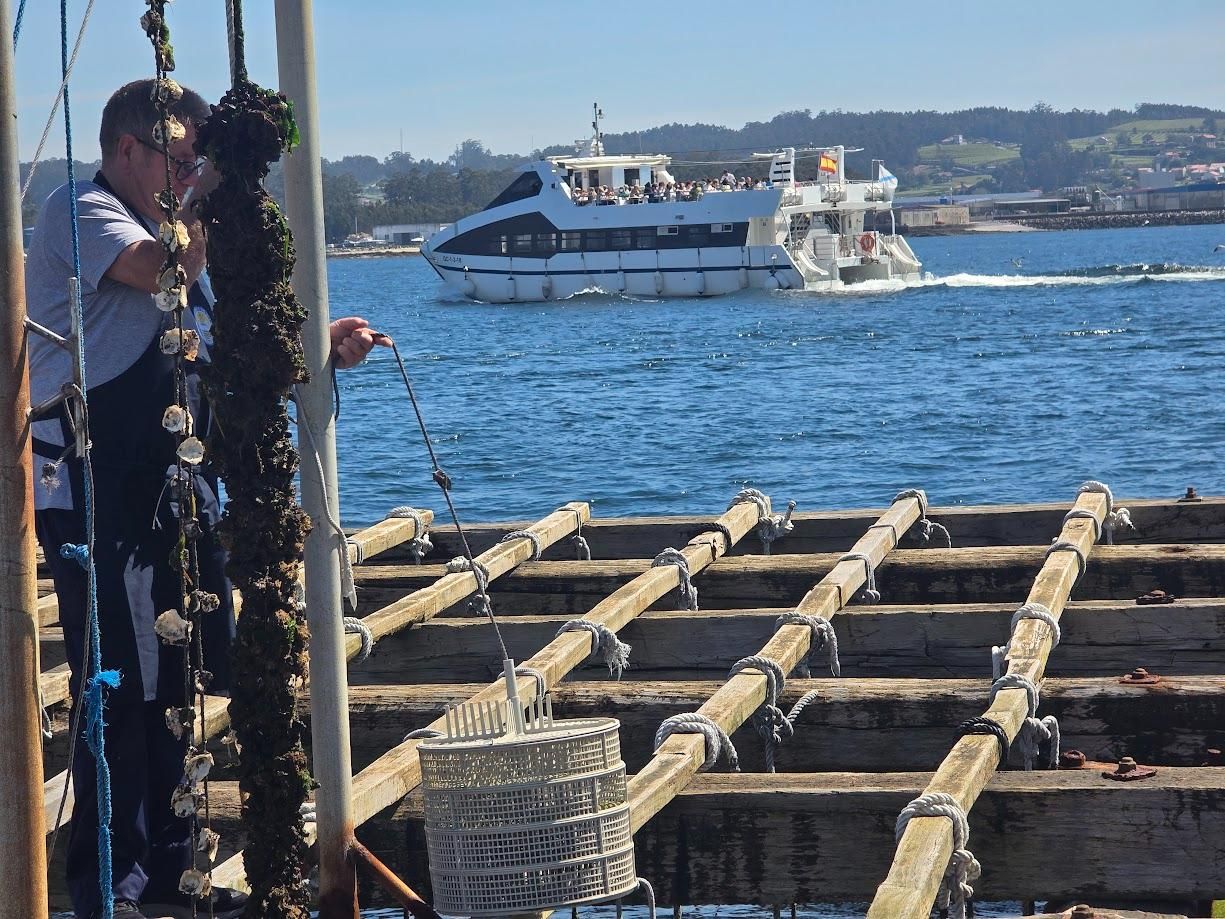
29, 79, 376, 919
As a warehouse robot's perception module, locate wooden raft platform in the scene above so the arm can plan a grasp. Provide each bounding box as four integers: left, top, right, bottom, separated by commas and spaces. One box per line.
37, 491, 1225, 916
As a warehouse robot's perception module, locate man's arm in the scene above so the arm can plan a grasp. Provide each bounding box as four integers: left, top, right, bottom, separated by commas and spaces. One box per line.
106, 214, 206, 293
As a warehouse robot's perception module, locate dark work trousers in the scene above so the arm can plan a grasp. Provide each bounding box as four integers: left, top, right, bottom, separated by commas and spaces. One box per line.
35, 321, 233, 918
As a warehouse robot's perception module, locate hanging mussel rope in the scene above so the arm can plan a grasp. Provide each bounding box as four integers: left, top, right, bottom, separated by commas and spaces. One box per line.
193, 0, 312, 914
138, 0, 219, 906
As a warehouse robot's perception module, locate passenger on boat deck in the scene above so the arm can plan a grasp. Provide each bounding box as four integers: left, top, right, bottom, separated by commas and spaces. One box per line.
25, 79, 377, 919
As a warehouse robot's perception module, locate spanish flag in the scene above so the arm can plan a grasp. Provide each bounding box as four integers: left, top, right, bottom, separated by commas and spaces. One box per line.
818, 153, 837, 174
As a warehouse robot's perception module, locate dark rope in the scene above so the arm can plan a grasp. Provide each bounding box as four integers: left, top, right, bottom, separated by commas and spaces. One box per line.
959, 716, 1009, 765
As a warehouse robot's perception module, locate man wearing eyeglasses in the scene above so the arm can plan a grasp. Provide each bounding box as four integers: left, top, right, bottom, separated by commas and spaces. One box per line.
26, 79, 376, 919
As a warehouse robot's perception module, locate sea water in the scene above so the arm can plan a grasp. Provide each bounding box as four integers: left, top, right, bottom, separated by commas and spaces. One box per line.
331, 223, 1225, 527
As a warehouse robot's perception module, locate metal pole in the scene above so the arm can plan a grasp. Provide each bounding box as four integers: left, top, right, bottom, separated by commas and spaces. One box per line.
272, 3, 358, 917
0, 0, 51, 914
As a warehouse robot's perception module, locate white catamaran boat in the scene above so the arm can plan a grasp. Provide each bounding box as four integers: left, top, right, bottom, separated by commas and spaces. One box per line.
423, 112, 922, 302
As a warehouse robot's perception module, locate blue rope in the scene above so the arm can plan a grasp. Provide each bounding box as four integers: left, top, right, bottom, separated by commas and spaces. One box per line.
11, 0, 28, 50
58, 0, 118, 915
60, 542, 89, 568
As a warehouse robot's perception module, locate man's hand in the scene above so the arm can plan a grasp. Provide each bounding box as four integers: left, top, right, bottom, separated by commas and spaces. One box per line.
330, 316, 379, 369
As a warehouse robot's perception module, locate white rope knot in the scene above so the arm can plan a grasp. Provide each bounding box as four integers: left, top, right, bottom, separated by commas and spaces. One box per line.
343, 616, 373, 662
1071, 482, 1135, 545
1104, 506, 1135, 545
387, 505, 432, 562
775, 612, 841, 677
557, 619, 632, 679
1018, 714, 1061, 770
653, 712, 739, 772
652, 547, 698, 610
1046, 539, 1087, 577
729, 488, 796, 554
894, 488, 952, 548
445, 556, 492, 616
404, 727, 445, 742
991, 602, 1061, 679
840, 551, 880, 604
990, 672, 1040, 718
895, 792, 981, 919
500, 529, 542, 561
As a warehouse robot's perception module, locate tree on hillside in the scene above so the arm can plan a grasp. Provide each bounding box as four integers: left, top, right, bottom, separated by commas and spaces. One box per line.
322, 173, 362, 241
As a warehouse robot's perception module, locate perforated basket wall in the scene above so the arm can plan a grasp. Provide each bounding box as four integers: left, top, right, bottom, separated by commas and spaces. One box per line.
420, 716, 638, 916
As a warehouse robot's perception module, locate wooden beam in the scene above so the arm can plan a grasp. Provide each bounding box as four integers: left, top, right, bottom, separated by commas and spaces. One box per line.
320, 677, 1225, 774
867, 491, 1106, 918
351, 545, 1225, 615
382, 496, 1225, 560
211, 498, 774, 892
345, 509, 434, 565
344, 598, 1225, 683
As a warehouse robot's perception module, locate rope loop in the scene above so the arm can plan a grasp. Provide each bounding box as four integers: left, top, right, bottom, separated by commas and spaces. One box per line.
557, 619, 632, 679
387, 505, 432, 562
653, 712, 739, 772
893, 487, 929, 517
893, 488, 952, 548
567, 506, 592, 560
343, 616, 373, 662
1046, 539, 1087, 577
839, 551, 880, 604
1077, 479, 1114, 516
729, 488, 795, 553
1062, 507, 1101, 541
775, 612, 841, 677
500, 528, 542, 561
992, 602, 1061, 679
651, 547, 699, 610
345, 537, 365, 566
59, 542, 90, 569
1018, 714, 1061, 771
990, 672, 1040, 718
895, 792, 981, 919
515, 665, 547, 700
958, 716, 1009, 764
404, 727, 445, 742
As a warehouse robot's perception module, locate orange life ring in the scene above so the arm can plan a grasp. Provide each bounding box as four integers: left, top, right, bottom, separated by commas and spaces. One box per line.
858, 233, 875, 253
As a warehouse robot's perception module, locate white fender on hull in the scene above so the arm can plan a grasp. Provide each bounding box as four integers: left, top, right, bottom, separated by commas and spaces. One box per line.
541, 276, 553, 299
696, 270, 706, 295
654, 271, 664, 295
738, 267, 748, 289
506, 276, 517, 301
461, 273, 476, 297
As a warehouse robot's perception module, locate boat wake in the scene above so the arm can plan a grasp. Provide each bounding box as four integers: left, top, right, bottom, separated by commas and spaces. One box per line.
823, 263, 1225, 294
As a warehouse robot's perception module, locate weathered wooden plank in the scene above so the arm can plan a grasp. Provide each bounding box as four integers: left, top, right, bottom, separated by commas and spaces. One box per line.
868, 491, 1106, 918
392, 769, 1225, 904
346, 599, 1225, 683
345, 508, 434, 564
319, 677, 1225, 774
377, 496, 1225, 561
352, 545, 1225, 616
211, 499, 769, 892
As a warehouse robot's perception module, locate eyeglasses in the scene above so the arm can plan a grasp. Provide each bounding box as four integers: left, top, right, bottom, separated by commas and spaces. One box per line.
133, 136, 206, 182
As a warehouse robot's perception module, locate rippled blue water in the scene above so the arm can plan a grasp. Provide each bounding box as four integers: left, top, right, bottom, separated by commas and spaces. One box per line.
330, 223, 1225, 528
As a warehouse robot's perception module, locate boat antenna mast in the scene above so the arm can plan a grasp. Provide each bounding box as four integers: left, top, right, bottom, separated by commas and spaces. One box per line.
591, 102, 604, 156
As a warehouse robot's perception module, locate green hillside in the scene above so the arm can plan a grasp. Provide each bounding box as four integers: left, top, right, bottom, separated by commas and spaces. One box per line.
916, 142, 1020, 167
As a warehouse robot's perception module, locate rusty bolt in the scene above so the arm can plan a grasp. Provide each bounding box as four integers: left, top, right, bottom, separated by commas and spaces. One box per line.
1179, 486, 1201, 502
1059, 749, 1087, 769
1102, 756, 1158, 781
1069, 906, 1095, 919
1119, 667, 1161, 685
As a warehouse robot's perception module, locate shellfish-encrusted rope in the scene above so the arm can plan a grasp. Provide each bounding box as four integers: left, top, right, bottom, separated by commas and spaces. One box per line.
499, 528, 542, 561
387, 505, 433, 562
343, 617, 373, 662
895, 792, 981, 919
728, 488, 796, 554
840, 551, 880, 604
893, 488, 952, 548
775, 612, 841, 677
653, 712, 739, 772
990, 672, 1040, 718
1078, 479, 1135, 545
557, 619, 631, 679
991, 602, 1061, 679
1018, 714, 1061, 770
652, 547, 698, 610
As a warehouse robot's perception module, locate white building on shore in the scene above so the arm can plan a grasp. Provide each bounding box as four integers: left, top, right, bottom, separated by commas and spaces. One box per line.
372, 222, 449, 245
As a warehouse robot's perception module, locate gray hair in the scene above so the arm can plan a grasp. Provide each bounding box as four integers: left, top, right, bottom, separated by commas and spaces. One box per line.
99, 79, 210, 158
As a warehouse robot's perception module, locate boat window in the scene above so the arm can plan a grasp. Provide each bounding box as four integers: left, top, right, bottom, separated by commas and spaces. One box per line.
487, 235, 507, 255
610, 230, 632, 250
634, 228, 656, 249
511, 234, 533, 253
712, 223, 734, 233
559, 232, 583, 251
623, 168, 640, 187
685, 227, 709, 246
483, 171, 544, 211
657, 226, 679, 236
534, 233, 557, 255
585, 231, 606, 249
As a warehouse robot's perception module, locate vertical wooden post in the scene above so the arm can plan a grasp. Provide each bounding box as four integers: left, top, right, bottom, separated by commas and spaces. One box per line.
272, 2, 358, 917
0, 0, 52, 914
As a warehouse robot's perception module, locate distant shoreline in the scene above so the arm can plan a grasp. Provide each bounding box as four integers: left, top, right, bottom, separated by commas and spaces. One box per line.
326, 245, 422, 258
907, 209, 1225, 235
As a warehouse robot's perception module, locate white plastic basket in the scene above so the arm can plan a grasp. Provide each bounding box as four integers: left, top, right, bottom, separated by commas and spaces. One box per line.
419, 688, 638, 916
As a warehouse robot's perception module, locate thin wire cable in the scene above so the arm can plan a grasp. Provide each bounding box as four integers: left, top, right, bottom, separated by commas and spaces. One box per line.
379, 335, 509, 661
19, 0, 96, 204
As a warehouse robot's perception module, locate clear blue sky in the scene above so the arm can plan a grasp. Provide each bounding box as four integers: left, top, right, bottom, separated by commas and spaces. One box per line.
12, 0, 1225, 165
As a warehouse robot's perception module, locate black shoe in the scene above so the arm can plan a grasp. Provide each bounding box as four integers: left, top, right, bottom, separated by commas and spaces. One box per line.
91, 900, 150, 919
140, 885, 247, 919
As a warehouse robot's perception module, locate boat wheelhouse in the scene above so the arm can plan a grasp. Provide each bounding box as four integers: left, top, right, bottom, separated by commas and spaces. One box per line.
422, 126, 922, 302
